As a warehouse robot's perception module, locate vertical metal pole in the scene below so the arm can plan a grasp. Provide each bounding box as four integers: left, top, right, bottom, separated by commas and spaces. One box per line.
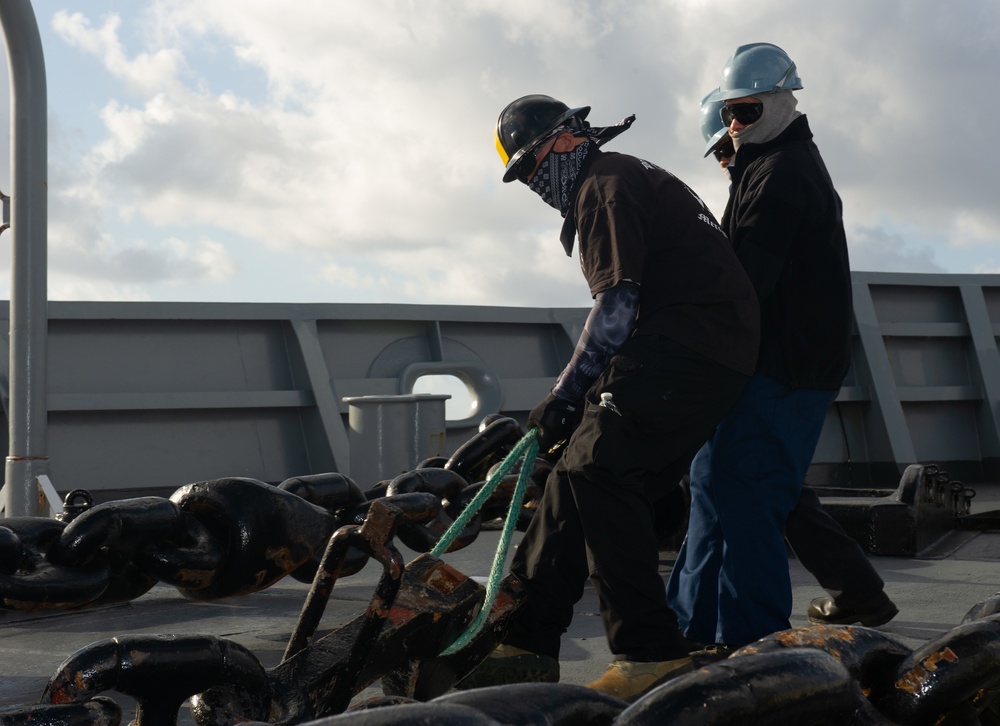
1, 0, 48, 516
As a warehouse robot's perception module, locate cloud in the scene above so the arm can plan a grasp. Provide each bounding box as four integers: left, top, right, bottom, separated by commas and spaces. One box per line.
950, 209, 997, 250
847, 225, 945, 274
3, 0, 997, 305
52, 10, 183, 93
42, 0, 603, 302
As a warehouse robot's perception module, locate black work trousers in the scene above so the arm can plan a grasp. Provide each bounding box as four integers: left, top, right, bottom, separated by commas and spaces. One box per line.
786, 486, 885, 604
505, 335, 749, 662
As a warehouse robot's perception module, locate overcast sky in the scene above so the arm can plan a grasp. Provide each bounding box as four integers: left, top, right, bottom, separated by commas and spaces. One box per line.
1, 1, 997, 307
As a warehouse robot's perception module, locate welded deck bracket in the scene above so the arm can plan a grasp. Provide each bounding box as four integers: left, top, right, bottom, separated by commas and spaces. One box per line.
816, 464, 958, 556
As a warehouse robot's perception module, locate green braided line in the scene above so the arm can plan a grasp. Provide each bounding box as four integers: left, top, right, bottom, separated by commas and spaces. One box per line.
430, 429, 538, 558
434, 430, 539, 655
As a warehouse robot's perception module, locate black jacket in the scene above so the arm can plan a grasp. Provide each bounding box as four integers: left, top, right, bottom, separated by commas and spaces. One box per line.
723, 115, 852, 390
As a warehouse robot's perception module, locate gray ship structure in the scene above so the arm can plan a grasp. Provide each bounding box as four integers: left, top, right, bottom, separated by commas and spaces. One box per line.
3, 1, 1000, 723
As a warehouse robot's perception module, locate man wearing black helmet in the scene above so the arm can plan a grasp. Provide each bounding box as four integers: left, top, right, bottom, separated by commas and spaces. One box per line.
460, 94, 760, 701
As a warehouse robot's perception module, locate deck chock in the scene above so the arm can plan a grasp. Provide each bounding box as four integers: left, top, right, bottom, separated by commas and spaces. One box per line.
815, 464, 962, 556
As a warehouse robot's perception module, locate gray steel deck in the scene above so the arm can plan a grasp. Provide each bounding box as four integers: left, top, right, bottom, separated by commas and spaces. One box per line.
2, 483, 999, 722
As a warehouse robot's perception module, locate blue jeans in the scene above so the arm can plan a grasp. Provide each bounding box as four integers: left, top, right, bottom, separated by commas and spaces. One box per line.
666, 374, 838, 646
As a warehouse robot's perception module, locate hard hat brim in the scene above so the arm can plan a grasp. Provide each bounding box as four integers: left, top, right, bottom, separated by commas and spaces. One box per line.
708, 87, 765, 103
708, 85, 802, 105
703, 127, 730, 157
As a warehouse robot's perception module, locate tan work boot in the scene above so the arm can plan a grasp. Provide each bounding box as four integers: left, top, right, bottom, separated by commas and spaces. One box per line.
456, 644, 560, 690
586, 657, 694, 702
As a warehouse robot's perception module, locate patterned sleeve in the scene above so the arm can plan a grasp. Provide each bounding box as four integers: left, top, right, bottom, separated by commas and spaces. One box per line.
552, 280, 640, 401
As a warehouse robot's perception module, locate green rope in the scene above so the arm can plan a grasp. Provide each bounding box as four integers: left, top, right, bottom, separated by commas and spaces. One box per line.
430, 430, 539, 655
430, 429, 538, 558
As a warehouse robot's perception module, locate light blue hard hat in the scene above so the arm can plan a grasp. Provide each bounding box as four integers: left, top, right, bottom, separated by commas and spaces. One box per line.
700, 89, 729, 157
708, 42, 803, 103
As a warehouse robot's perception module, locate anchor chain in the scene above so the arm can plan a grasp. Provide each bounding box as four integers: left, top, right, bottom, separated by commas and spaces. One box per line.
4, 416, 997, 726
0, 416, 539, 612
0, 495, 496, 725
15, 613, 1000, 725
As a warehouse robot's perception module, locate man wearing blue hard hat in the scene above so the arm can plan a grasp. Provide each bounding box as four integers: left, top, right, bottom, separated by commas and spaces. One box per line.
695, 87, 898, 636
668, 43, 895, 650
700, 90, 735, 170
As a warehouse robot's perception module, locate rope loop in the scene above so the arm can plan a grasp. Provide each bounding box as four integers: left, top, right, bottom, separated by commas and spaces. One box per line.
433, 430, 539, 654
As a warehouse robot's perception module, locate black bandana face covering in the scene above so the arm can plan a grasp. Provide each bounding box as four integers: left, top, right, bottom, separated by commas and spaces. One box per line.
527, 141, 592, 216
525, 114, 636, 217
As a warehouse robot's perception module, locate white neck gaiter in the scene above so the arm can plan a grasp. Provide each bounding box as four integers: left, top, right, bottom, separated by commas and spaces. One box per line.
732, 90, 801, 150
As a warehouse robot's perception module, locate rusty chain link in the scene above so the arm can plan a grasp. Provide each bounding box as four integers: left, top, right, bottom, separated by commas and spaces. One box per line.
0, 415, 547, 612
7, 605, 1000, 724
3, 419, 998, 726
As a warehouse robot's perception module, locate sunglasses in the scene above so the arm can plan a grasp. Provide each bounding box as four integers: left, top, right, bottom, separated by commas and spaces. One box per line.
515, 147, 544, 183
515, 132, 566, 183
721, 102, 763, 127
713, 138, 735, 161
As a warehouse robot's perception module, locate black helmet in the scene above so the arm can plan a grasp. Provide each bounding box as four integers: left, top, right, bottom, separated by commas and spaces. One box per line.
495, 94, 590, 183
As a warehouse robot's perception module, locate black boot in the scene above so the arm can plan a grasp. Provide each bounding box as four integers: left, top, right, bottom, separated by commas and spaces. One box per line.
807, 591, 898, 626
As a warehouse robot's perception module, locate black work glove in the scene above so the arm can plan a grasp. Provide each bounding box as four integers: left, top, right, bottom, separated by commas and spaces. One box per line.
527, 393, 583, 454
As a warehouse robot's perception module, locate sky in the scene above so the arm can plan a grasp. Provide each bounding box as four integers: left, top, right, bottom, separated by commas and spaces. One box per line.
1, 0, 998, 308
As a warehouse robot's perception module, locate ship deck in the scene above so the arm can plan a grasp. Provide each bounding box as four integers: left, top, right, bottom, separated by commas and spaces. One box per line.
2, 485, 1000, 723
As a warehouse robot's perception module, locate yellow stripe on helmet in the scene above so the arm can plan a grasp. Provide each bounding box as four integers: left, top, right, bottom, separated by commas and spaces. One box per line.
495, 129, 510, 166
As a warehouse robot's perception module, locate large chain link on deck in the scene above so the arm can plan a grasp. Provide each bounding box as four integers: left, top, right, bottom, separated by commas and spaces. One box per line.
7, 417, 1000, 726
0, 415, 548, 612
9, 603, 1000, 725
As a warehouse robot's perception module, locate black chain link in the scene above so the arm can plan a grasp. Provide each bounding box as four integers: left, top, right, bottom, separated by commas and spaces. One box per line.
6, 612, 1000, 725
2, 426, 997, 726
0, 415, 544, 612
